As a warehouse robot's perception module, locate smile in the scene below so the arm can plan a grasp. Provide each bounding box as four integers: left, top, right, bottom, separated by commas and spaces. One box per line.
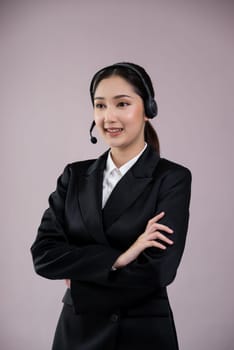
105, 128, 124, 133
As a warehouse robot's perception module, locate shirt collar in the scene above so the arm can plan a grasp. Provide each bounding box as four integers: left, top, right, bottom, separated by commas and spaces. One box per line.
105, 143, 147, 177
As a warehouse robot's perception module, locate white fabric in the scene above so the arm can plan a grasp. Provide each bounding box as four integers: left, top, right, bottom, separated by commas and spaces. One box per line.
102, 143, 147, 208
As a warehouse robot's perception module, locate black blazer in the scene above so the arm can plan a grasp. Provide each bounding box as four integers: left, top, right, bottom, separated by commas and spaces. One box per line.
31, 145, 192, 350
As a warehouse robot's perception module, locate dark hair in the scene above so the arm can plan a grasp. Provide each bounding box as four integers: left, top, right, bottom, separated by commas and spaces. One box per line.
90, 62, 160, 155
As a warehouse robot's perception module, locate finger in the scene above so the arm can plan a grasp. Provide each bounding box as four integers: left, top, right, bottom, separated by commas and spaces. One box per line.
148, 211, 165, 225
145, 223, 173, 235
151, 223, 174, 234
146, 240, 167, 250
148, 231, 174, 245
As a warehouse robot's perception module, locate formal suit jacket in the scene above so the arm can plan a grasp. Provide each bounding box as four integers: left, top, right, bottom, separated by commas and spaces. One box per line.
31, 144, 192, 350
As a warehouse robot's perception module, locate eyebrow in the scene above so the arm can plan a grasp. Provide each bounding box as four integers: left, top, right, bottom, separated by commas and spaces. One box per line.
94, 94, 133, 100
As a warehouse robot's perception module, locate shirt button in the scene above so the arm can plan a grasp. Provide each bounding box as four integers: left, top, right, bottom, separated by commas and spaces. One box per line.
110, 313, 119, 322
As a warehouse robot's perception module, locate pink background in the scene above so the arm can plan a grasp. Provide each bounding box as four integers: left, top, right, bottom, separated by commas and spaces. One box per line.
1, 0, 234, 349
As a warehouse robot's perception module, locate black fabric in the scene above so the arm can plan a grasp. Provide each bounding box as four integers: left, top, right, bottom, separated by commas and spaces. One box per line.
52, 303, 179, 350
31, 144, 192, 349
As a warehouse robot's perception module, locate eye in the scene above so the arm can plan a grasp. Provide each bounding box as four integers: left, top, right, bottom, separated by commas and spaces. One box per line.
117, 101, 130, 107
95, 103, 106, 109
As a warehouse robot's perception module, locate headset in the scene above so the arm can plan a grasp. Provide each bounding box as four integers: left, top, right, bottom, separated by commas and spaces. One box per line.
89, 62, 158, 144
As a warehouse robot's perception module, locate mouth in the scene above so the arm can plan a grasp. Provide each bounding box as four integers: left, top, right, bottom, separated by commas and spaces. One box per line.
104, 127, 124, 136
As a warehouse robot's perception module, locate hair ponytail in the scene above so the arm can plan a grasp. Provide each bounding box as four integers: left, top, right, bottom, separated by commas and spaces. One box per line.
144, 121, 160, 156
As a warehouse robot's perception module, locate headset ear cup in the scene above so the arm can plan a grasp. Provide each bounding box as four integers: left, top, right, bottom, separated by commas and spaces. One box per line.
146, 98, 158, 119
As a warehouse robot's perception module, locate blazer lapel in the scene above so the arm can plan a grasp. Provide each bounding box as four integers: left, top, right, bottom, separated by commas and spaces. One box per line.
102, 145, 160, 229
78, 150, 109, 245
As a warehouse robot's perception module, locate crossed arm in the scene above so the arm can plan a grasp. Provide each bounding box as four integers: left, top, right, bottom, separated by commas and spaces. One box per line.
31, 164, 192, 312
65, 210, 174, 288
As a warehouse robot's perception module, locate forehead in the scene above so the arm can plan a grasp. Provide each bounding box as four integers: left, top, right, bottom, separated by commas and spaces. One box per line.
94, 75, 136, 97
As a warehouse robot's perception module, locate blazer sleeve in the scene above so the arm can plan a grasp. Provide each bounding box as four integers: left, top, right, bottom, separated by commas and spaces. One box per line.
30, 164, 121, 282
106, 166, 192, 288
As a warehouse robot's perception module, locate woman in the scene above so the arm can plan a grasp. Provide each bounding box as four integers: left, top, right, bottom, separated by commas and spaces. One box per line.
31, 62, 192, 350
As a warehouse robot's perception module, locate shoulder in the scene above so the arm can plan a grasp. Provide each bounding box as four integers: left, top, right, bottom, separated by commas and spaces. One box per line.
63, 149, 109, 177
68, 159, 96, 173
157, 157, 192, 180
155, 157, 192, 197
58, 159, 98, 181
144, 145, 191, 182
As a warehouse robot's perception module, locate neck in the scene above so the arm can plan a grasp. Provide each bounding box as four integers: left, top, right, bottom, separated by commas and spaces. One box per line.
110, 142, 146, 168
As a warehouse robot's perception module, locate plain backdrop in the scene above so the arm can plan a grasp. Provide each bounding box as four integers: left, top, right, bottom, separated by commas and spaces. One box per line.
1, 0, 234, 349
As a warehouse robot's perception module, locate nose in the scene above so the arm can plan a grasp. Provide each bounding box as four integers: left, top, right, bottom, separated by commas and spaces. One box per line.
104, 106, 116, 122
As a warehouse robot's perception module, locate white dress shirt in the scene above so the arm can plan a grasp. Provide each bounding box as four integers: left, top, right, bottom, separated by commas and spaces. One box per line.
102, 143, 147, 209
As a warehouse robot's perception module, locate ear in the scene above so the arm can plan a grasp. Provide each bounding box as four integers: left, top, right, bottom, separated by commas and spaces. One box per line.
144, 115, 149, 122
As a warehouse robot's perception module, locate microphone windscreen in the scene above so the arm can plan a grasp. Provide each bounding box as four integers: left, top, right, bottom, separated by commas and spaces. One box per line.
90, 136, 97, 144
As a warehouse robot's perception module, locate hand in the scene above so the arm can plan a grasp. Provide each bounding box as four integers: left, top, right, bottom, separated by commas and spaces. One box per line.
65, 279, 71, 288
113, 211, 174, 269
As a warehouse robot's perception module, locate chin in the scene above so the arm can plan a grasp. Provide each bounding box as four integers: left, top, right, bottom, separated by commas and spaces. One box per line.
106, 141, 124, 149
102, 135, 124, 147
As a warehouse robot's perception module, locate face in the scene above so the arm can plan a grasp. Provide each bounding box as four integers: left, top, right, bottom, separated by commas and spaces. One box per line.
93, 75, 148, 153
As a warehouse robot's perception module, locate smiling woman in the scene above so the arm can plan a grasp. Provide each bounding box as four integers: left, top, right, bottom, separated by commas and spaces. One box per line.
93, 75, 148, 166
31, 62, 192, 350
90, 62, 160, 155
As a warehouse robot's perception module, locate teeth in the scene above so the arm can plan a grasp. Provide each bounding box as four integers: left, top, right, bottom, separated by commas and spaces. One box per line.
107, 128, 123, 132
